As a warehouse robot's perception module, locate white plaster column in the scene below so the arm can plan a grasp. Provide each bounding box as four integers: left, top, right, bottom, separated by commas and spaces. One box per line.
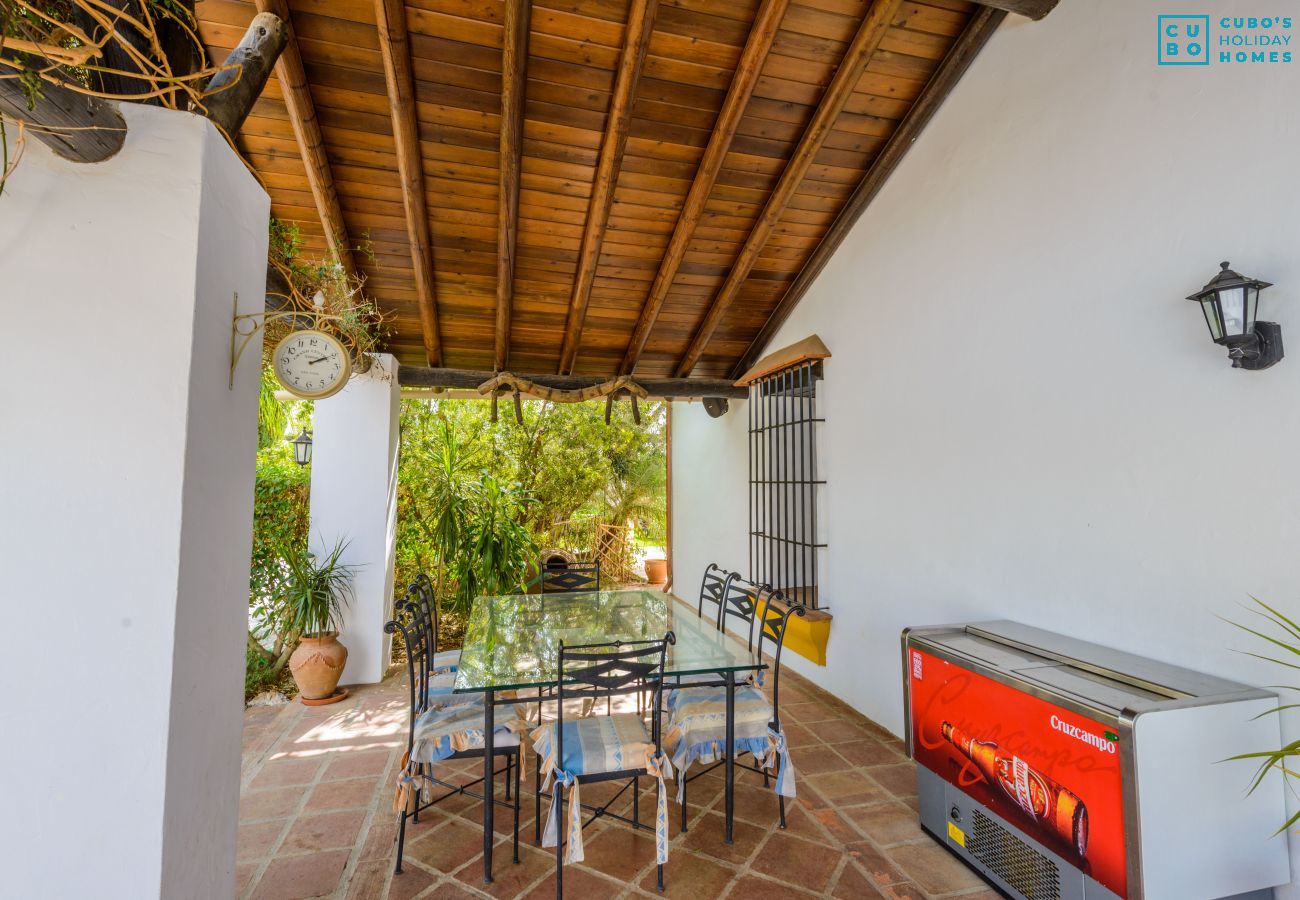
0, 106, 268, 898
308, 354, 401, 685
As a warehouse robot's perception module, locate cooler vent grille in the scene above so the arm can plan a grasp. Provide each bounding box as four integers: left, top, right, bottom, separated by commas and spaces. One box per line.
968, 810, 1061, 900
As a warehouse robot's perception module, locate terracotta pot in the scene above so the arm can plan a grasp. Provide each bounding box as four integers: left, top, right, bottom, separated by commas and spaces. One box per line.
289, 632, 348, 700
644, 558, 668, 585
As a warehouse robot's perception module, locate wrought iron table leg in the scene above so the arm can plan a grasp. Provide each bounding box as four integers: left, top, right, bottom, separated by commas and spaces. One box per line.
484, 689, 495, 884
725, 672, 735, 844
513, 746, 522, 863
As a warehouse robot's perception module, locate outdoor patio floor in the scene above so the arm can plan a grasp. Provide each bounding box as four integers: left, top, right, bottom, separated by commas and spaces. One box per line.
238, 667, 1000, 900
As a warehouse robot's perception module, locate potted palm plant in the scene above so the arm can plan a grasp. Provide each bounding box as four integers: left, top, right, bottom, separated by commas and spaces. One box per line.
282, 538, 358, 703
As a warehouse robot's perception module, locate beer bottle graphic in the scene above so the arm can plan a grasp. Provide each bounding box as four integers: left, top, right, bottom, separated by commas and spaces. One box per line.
941, 721, 1089, 858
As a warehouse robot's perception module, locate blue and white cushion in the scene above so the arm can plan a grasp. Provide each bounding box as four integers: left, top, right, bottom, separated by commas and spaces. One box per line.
531, 714, 673, 866
663, 684, 795, 801
432, 648, 461, 674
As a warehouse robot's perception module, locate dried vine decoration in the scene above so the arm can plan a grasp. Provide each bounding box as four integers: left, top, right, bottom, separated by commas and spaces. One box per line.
477, 371, 649, 425
264, 219, 390, 374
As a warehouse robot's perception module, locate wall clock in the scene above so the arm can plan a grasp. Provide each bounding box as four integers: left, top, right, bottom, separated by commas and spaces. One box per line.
272, 330, 352, 400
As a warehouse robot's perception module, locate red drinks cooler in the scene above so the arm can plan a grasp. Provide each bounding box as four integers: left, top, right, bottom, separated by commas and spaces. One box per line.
902, 621, 1290, 900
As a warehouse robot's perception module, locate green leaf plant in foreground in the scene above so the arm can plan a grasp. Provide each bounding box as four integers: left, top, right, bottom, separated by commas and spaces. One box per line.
1223, 597, 1300, 835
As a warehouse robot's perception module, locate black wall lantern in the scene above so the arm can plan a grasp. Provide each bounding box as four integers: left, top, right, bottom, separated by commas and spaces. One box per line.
1187, 261, 1282, 369
292, 428, 313, 467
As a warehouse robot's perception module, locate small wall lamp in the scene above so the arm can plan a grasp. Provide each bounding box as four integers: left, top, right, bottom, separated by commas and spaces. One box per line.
1187, 261, 1282, 369
292, 428, 313, 466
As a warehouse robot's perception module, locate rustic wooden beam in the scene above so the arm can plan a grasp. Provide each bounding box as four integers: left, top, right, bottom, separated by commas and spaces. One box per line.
619, 0, 789, 376
731, 7, 1007, 378
495, 0, 531, 372
556, 0, 659, 375
971, 0, 1056, 20
374, 0, 442, 366
203, 12, 288, 138
673, 0, 902, 378
255, 0, 355, 273
398, 365, 747, 399
71, 0, 198, 104
0, 67, 126, 162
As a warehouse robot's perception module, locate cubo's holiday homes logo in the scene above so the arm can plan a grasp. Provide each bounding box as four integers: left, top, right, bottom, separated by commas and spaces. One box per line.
1158, 14, 1293, 66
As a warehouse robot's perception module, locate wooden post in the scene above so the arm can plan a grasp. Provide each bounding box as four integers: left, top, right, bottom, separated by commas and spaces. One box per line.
201, 12, 288, 139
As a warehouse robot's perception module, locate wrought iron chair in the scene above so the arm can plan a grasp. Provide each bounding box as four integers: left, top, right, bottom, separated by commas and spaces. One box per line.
697, 563, 732, 620
664, 579, 806, 832
386, 597, 525, 876
539, 560, 601, 594
531, 634, 675, 898
406, 573, 462, 675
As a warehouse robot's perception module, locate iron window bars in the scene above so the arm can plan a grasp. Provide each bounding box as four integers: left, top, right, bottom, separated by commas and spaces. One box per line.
748, 360, 825, 608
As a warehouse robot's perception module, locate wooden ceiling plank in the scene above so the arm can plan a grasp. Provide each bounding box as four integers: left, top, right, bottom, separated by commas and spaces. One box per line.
673, 0, 904, 377
255, 0, 356, 273
618, 0, 789, 375
375, 0, 443, 366
496, 0, 532, 371
556, 0, 661, 375
730, 6, 1005, 377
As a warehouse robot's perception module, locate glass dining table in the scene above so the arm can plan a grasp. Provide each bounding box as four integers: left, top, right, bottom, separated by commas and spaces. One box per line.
453, 588, 764, 882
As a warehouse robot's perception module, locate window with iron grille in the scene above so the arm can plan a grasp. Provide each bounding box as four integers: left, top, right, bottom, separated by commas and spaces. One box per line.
748, 359, 825, 608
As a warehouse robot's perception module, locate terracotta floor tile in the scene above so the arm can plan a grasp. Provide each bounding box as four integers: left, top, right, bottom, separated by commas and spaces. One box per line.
776, 803, 837, 847
361, 817, 398, 862
251, 849, 350, 900
804, 769, 888, 808
812, 719, 871, 744
344, 859, 390, 900
724, 874, 820, 898
241, 787, 303, 822
235, 862, 258, 896
727, 781, 785, 826
831, 861, 888, 899
238, 820, 286, 862
640, 849, 737, 898
781, 702, 837, 725
887, 841, 987, 894
306, 776, 378, 811
867, 763, 917, 798
452, 842, 555, 899
575, 821, 658, 882
833, 739, 907, 768
279, 809, 367, 854
749, 831, 843, 893
791, 744, 852, 777
526, 864, 622, 899
383, 863, 436, 900
250, 757, 325, 790
782, 724, 820, 749
413, 879, 482, 899
842, 802, 929, 847
845, 840, 908, 887
324, 749, 393, 781
679, 811, 768, 866
406, 818, 484, 873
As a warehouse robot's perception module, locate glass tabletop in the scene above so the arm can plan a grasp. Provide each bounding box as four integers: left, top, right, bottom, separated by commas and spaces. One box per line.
453, 589, 764, 693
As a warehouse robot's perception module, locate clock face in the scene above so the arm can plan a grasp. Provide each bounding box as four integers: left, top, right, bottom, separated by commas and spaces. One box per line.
272, 331, 351, 400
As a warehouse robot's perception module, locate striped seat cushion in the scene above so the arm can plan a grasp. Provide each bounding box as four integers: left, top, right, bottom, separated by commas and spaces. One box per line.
530, 713, 654, 777
432, 649, 462, 673
664, 684, 796, 799
425, 672, 475, 706
411, 698, 525, 764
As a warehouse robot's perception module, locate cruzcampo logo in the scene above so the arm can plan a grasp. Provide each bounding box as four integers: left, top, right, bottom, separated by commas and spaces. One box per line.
1159, 15, 1210, 65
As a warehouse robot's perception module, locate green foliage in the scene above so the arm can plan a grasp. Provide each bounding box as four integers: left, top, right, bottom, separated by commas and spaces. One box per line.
275, 537, 357, 637
1225, 597, 1300, 834
250, 442, 311, 632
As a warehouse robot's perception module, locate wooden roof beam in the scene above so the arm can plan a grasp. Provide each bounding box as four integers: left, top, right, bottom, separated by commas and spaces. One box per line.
618, 0, 790, 376
255, 0, 354, 273
731, 7, 1007, 378
374, 0, 442, 366
556, 0, 659, 375
972, 0, 1056, 20
673, 0, 903, 378
399, 365, 746, 399
495, 0, 531, 372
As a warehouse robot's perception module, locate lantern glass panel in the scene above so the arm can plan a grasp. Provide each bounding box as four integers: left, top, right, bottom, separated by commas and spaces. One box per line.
1219, 287, 1247, 337
1245, 285, 1259, 333
1200, 297, 1223, 341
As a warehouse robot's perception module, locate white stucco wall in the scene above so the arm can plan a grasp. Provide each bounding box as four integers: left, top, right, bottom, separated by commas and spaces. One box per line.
309, 355, 401, 685
0, 106, 267, 897
671, 0, 1300, 892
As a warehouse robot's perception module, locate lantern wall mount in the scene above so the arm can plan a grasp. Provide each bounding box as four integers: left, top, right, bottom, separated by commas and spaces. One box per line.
1187, 261, 1282, 370
292, 429, 313, 467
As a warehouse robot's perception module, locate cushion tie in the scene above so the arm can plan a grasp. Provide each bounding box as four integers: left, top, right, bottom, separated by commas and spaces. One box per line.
758, 726, 796, 798
643, 749, 674, 864
393, 752, 435, 814
540, 766, 584, 864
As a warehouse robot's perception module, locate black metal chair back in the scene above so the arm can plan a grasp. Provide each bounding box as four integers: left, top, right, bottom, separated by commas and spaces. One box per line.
697, 563, 733, 621
716, 577, 806, 728
556, 635, 673, 762
385, 599, 430, 754
405, 573, 442, 660
541, 560, 601, 594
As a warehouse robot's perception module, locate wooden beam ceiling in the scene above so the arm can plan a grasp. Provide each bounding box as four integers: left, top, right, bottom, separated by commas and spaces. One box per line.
734, 6, 1008, 378
495, 0, 531, 373
673, 0, 905, 378
619, 0, 790, 377
556, 0, 659, 376
254, 0, 354, 274
972, 0, 1057, 20
374, 0, 441, 367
